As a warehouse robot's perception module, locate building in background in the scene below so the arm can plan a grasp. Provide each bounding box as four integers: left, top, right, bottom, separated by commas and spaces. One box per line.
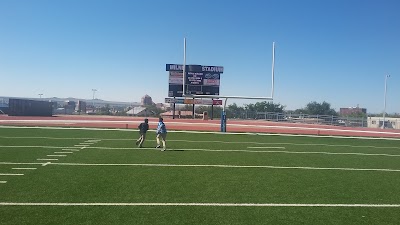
126, 106, 153, 116
141, 95, 153, 106
0, 102, 8, 114
76, 100, 87, 114
367, 117, 399, 129
340, 106, 367, 116
8, 98, 53, 116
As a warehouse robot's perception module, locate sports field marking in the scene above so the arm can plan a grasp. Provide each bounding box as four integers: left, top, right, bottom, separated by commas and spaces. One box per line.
246, 148, 400, 157
165, 148, 287, 153
98, 147, 288, 153
85, 140, 101, 142
246, 146, 286, 149
1, 144, 398, 157
74, 145, 89, 147
255, 142, 400, 150
12, 168, 37, 170
0, 202, 399, 207
14, 162, 398, 173
1, 137, 399, 150
3, 120, 400, 137
69, 146, 400, 157
0, 173, 24, 176
2, 125, 400, 141
0, 162, 46, 165
47, 155, 67, 157
1, 161, 399, 173
62, 149, 80, 151
37, 159, 58, 161
171, 140, 400, 150
0, 181, 7, 183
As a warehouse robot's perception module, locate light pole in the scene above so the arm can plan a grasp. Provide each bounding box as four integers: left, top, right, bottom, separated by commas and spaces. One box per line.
38, 93, 43, 98
382, 74, 390, 129
92, 89, 97, 109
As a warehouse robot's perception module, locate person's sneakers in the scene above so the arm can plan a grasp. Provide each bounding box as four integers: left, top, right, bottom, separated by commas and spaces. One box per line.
161, 148, 166, 151
156, 145, 161, 148
138, 145, 142, 148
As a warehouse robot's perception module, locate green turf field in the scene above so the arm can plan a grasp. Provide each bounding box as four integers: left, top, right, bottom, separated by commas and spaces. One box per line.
1, 126, 400, 225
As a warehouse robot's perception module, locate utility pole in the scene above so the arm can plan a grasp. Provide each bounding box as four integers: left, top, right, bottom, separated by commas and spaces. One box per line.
92, 89, 97, 110
382, 74, 390, 129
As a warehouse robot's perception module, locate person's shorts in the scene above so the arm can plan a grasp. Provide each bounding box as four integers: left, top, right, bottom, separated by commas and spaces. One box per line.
157, 133, 167, 140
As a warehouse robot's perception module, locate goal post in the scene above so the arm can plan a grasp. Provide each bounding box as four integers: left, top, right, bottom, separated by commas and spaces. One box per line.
181, 39, 276, 132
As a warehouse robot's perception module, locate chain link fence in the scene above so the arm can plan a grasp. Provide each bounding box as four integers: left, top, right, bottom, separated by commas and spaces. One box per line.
227, 111, 368, 128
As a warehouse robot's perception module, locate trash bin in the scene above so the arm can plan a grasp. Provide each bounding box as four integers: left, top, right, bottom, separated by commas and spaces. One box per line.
203, 111, 209, 120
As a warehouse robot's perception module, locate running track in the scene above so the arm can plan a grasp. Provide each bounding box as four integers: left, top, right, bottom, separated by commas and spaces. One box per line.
1, 115, 400, 138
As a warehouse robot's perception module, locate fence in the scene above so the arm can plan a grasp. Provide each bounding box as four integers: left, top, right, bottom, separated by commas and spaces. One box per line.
227, 111, 368, 128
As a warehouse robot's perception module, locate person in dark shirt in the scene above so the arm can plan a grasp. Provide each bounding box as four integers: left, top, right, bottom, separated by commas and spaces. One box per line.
135, 118, 149, 148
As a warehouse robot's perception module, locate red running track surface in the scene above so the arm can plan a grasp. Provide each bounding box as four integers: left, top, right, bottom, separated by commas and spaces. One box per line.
1, 115, 400, 138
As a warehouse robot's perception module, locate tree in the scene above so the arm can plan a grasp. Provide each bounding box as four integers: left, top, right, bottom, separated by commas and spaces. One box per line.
302, 101, 338, 116
226, 103, 245, 118
347, 112, 367, 118
244, 101, 285, 113
196, 105, 223, 118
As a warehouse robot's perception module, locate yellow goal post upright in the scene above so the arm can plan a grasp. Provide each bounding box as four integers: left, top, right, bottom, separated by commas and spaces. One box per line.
182, 38, 276, 132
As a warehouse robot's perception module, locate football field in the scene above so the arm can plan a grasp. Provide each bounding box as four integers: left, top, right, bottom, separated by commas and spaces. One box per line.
1, 126, 400, 224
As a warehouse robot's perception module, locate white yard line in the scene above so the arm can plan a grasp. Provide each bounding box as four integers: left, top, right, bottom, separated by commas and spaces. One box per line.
2, 121, 397, 136
12, 168, 37, 170
1, 125, 400, 141
0, 202, 399, 207
0, 145, 68, 149
54, 146, 400, 157
171, 140, 400, 150
3, 140, 399, 150
246, 148, 400, 157
84, 140, 101, 143
246, 147, 286, 149
0, 144, 398, 156
62, 149, 80, 152
0, 173, 24, 176
42, 162, 51, 167
0, 181, 7, 183
27, 162, 400, 173
0, 162, 44, 165
1, 161, 400, 172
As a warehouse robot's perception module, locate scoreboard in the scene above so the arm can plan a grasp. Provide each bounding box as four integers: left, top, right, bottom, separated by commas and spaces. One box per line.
166, 64, 223, 97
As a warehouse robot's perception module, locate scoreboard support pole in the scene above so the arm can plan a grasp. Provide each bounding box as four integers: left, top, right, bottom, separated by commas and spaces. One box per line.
220, 98, 228, 132
211, 99, 214, 120
172, 97, 176, 119
192, 97, 195, 119
221, 110, 227, 132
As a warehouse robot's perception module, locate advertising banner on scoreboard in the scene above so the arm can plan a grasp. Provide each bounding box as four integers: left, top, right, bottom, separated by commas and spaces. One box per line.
187, 72, 203, 85
166, 64, 224, 73
168, 71, 183, 84
165, 98, 222, 105
166, 64, 223, 97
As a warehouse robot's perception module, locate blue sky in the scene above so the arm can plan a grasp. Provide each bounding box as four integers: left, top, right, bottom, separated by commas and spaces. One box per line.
0, 0, 399, 113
